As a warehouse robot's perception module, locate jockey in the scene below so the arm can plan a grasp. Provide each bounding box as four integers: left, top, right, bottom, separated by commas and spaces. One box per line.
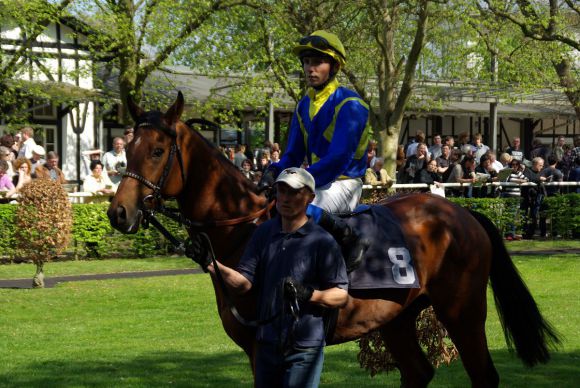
261, 30, 371, 272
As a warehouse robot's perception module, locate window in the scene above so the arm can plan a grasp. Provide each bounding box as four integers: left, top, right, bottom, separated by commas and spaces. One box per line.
34, 125, 57, 154
32, 100, 57, 119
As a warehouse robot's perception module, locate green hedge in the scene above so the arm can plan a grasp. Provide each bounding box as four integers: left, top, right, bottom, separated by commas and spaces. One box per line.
1, 194, 578, 261
1, 202, 189, 262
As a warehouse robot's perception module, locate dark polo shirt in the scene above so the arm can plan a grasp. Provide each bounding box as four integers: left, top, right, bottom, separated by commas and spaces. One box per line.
237, 216, 348, 347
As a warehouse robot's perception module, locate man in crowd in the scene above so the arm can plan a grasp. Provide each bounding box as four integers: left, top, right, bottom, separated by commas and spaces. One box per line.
35, 151, 66, 184
471, 133, 490, 164
444, 135, 456, 150
436, 144, 451, 178
233, 144, 247, 169
30, 145, 46, 176
18, 127, 37, 159
506, 136, 524, 162
428, 134, 443, 159
522, 157, 547, 239
193, 167, 348, 388
102, 137, 127, 187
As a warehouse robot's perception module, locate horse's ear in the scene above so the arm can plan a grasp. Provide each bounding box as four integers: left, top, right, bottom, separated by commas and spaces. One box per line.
165, 91, 184, 124
127, 93, 144, 122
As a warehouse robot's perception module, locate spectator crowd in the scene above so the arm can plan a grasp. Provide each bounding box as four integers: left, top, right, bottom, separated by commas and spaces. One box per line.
392, 131, 580, 239
0, 126, 133, 201
1, 124, 579, 240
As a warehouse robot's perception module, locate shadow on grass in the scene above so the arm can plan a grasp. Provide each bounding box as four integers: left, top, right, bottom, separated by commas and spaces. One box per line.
1, 348, 577, 387
0, 351, 253, 388
323, 348, 580, 387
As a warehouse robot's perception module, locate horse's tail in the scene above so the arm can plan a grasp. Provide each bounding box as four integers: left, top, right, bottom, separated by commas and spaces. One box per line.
469, 210, 561, 366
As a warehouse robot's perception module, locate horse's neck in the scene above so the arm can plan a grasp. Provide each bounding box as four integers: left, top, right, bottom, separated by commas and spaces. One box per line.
180, 141, 267, 260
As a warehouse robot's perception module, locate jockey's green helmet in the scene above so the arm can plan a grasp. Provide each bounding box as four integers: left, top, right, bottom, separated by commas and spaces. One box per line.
293, 30, 346, 68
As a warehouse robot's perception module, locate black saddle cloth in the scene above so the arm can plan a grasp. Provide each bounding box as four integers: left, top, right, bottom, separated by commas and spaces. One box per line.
342, 205, 419, 290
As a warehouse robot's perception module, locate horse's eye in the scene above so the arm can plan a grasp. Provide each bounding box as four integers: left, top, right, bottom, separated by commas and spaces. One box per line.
152, 148, 164, 158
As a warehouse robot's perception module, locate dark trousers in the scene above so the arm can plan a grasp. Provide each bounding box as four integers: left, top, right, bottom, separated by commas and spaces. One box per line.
255, 342, 325, 388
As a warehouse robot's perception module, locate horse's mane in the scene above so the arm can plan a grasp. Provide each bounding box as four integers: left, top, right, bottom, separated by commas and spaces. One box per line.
180, 119, 261, 194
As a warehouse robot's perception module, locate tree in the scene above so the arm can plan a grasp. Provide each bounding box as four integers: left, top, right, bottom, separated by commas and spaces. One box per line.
482, 0, 580, 118
176, 0, 452, 175
0, 0, 74, 124
15, 179, 72, 288
67, 0, 251, 123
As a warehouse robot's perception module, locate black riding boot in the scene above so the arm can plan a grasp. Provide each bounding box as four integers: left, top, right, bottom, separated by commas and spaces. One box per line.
317, 211, 370, 273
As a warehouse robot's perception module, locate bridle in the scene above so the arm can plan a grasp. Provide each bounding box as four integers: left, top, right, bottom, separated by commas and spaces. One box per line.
122, 121, 186, 209
121, 119, 273, 237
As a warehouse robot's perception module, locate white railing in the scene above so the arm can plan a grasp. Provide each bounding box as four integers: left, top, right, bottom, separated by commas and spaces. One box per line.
364, 181, 580, 190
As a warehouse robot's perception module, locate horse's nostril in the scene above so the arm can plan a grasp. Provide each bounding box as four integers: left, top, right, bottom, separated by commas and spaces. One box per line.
117, 206, 127, 223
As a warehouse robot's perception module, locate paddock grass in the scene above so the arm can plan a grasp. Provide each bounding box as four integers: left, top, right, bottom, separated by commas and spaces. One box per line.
0, 253, 578, 387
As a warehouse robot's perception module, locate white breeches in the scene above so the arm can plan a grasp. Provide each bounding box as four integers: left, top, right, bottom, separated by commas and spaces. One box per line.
312, 178, 363, 213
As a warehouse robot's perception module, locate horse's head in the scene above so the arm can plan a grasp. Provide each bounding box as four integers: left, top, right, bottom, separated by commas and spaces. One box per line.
108, 92, 190, 233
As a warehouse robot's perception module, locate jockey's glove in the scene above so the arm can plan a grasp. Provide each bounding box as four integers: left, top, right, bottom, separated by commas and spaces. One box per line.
283, 277, 314, 303
185, 234, 212, 272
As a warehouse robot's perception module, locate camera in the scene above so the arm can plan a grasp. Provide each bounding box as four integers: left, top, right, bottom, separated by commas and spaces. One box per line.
116, 161, 126, 173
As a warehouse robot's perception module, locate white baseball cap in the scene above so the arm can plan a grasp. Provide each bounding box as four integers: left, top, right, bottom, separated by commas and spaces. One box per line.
275, 167, 315, 193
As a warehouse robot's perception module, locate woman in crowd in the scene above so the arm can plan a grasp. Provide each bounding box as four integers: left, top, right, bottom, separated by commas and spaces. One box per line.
6, 157, 32, 198
415, 159, 442, 187
240, 159, 255, 181
0, 160, 15, 193
270, 149, 281, 164
255, 151, 271, 173
364, 157, 393, 186
82, 160, 116, 195
396, 144, 406, 176
0, 146, 15, 178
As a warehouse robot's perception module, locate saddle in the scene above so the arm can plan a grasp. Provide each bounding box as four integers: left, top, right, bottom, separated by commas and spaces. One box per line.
340, 205, 420, 290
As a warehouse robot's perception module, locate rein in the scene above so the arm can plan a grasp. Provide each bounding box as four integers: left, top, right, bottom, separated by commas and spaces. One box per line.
121, 120, 278, 327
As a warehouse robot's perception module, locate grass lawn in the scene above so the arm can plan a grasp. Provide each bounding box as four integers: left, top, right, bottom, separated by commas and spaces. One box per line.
0, 252, 578, 387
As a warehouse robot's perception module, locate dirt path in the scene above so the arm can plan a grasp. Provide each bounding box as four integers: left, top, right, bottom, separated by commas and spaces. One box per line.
1, 249, 578, 289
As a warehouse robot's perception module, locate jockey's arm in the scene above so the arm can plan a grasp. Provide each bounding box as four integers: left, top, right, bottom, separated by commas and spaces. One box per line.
310, 287, 348, 308
208, 261, 252, 295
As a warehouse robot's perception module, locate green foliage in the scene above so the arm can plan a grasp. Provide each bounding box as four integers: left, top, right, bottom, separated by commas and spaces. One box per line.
542, 194, 580, 238
0, 204, 16, 259
1, 194, 578, 261
447, 197, 522, 235
71, 202, 113, 258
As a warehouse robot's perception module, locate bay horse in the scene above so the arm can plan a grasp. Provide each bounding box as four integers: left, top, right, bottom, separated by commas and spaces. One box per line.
108, 93, 559, 387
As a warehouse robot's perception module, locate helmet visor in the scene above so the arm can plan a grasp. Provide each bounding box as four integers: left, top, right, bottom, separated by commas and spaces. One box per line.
298, 35, 345, 60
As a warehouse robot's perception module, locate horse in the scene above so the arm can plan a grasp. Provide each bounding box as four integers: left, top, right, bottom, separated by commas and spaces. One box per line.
108, 92, 559, 387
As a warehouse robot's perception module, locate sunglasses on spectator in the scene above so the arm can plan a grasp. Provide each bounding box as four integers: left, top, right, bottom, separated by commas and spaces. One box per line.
299, 36, 345, 59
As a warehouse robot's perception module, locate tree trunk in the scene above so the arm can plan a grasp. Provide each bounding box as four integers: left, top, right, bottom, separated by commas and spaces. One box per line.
32, 261, 45, 288
379, 125, 401, 180
553, 57, 580, 119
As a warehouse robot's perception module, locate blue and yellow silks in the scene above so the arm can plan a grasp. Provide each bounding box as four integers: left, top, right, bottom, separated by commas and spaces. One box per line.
275, 78, 371, 188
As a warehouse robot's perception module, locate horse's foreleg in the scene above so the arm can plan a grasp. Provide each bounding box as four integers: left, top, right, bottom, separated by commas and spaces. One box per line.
380, 305, 434, 388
